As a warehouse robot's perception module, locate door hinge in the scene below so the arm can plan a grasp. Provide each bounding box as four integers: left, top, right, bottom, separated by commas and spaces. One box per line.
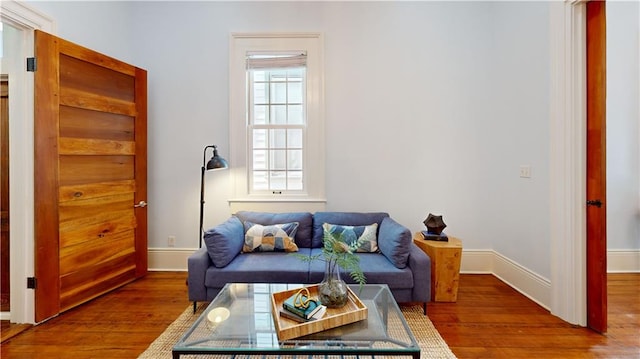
27, 277, 37, 289
26, 57, 37, 72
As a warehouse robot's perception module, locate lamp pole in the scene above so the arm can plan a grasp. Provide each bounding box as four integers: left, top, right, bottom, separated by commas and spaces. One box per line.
198, 145, 228, 248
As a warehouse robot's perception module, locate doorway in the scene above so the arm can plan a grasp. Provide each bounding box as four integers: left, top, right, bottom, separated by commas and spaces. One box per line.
0, 0, 55, 324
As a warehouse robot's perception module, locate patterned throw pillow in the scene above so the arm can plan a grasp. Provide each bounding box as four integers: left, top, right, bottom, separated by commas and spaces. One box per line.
242, 221, 299, 252
322, 223, 379, 252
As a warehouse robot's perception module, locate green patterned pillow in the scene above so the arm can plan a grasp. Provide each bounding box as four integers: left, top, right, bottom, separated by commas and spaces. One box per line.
323, 222, 379, 252
242, 221, 299, 252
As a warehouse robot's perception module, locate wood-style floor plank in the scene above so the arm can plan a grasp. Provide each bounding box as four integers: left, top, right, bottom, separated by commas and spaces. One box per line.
1, 272, 638, 358
429, 273, 640, 358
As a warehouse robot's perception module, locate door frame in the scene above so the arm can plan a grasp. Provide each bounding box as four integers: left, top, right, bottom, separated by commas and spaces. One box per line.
549, 0, 609, 329
549, 0, 588, 326
0, 0, 54, 324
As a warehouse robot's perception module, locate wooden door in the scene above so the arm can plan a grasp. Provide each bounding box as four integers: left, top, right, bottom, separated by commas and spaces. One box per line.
586, 1, 607, 333
1, 76, 9, 312
34, 30, 148, 322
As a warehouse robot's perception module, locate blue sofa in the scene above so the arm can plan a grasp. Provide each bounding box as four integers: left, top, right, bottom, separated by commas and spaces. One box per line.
187, 211, 431, 313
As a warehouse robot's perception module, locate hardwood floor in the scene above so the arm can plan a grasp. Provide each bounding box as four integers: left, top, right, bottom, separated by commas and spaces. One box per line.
1, 272, 638, 358
429, 273, 639, 358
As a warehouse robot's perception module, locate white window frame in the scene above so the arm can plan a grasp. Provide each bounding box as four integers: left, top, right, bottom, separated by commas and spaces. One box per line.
247, 59, 306, 194
229, 33, 325, 209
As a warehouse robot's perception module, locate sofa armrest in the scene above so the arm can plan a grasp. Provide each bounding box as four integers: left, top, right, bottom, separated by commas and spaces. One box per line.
203, 216, 244, 268
408, 243, 431, 303
378, 217, 412, 268
188, 247, 211, 302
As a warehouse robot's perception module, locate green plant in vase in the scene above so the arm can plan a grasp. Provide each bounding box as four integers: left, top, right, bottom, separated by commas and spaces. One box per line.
292, 224, 366, 308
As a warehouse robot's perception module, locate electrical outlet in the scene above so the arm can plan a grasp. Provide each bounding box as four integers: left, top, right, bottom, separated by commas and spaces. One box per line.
519, 165, 532, 178
168, 235, 176, 247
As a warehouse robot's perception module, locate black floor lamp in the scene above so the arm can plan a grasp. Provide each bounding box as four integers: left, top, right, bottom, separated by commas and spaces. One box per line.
199, 145, 229, 248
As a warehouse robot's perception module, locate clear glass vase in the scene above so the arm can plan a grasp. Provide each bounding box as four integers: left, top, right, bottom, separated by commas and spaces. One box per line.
318, 259, 348, 308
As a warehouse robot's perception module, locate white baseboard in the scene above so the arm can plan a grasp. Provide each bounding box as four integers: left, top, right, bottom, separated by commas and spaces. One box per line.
148, 248, 193, 271
460, 249, 551, 310
146, 247, 639, 309
459, 250, 493, 273
491, 252, 551, 310
607, 250, 640, 273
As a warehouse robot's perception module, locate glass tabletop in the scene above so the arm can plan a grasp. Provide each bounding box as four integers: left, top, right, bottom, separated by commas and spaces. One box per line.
173, 283, 420, 358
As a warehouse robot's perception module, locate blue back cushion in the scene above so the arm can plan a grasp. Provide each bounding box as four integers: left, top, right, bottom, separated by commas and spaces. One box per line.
203, 216, 244, 268
235, 211, 313, 248
312, 212, 389, 248
378, 216, 412, 268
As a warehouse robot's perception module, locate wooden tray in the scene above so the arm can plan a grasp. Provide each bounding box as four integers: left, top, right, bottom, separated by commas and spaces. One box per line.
271, 284, 368, 341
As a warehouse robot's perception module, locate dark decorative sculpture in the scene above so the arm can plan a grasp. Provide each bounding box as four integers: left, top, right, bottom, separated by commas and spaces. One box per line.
423, 213, 446, 234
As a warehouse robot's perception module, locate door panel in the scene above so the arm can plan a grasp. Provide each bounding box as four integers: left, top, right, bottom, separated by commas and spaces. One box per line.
34, 30, 147, 322
59, 107, 135, 141
1, 76, 9, 312
586, 1, 607, 333
59, 155, 135, 185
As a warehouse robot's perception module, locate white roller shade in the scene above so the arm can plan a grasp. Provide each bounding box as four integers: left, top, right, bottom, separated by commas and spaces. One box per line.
246, 52, 307, 70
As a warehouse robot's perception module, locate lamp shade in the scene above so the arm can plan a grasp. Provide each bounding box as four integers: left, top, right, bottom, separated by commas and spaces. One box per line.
206, 147, 229, 170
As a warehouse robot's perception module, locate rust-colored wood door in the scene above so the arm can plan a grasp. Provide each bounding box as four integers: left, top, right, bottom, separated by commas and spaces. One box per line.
586, 1, 607, 334
34, 30, 148, 322
1, 76, 9, 312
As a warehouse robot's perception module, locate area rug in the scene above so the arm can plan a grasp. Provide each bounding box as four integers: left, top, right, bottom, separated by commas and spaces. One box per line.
139, 304, 457, 359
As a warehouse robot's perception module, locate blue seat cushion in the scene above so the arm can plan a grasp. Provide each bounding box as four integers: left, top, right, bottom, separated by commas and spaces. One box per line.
204, 248, 312, 288
307, 249, 413, 289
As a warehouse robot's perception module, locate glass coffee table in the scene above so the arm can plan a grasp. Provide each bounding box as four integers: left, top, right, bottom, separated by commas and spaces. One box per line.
173, 283, 420, 358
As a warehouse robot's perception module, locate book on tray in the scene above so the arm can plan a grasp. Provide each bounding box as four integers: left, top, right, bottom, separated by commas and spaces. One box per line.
282, 292, 327, 320
279, 305, 326, 322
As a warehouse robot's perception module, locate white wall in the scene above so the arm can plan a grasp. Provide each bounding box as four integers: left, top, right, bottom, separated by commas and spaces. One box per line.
25, 1, 640, 276
25, 1, 135, 64
606, 1, 640, 251
24, 1, 556, 278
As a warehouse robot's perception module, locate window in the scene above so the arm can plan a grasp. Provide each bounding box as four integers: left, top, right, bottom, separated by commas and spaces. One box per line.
247, 54, 306, 193
229, 33, 325, 207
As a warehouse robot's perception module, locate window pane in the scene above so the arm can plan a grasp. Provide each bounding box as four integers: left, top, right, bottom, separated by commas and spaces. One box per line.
253, 171, 268, 190
271, 82, 286, 103
287, 68, 304, 81
252, 149, 267, 170
271, 105, 287, 124
253, 105, 267, 125
287, 171, 303, 190
253, 129, 267, 149
270, 171, 286, 190
288, 129, 302, 148
269, 70, 287, 82
288, 82, 302, 103
270, 150, 286, 170
288, 105, 304, 124
253, 70, 266, 82
288, 150, 302, 170
270, 129, 286, 148
253, 83, 267, 104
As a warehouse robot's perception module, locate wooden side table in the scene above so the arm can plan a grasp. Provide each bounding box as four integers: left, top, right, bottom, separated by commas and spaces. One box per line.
413, 233, 462, 302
